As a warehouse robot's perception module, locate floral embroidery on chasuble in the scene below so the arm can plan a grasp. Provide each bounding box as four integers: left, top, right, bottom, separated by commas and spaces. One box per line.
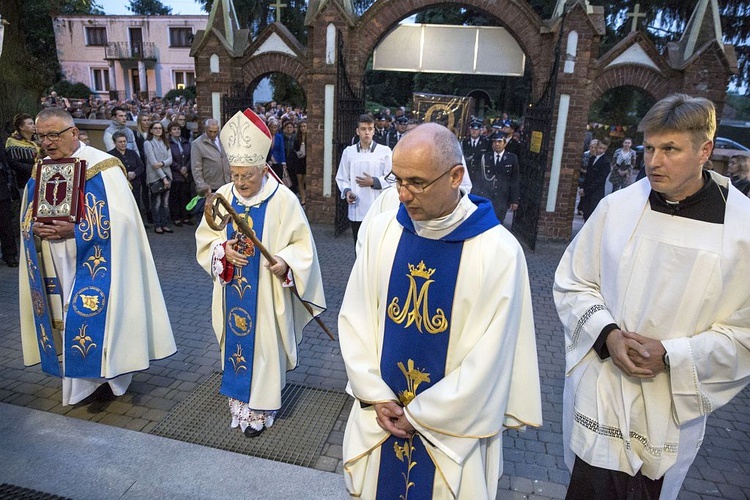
23, 172, 113, 378
376, 231, 463, 499
219, 192, 271, 402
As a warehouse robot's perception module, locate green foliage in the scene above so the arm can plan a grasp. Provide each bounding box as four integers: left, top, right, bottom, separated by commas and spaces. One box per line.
197, 0, 308, 44
127, 0, 172, 15
726, 94, 750, 120
164, 86, 197, 103
589, 0, 750, 93
51, 81, 95, 99
0, 0, 106, 128
270, 73, 305, 108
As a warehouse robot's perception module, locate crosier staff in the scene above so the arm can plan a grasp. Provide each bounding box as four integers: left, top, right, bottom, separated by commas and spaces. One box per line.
204, 192, 336, 341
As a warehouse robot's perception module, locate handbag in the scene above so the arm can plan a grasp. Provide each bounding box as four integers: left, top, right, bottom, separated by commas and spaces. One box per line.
281, 166, 293, 188
149, 179, 168, 194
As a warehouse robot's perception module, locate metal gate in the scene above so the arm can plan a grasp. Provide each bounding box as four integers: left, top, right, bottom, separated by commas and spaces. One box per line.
511, 14, 566, 250
334, 32, 365, 236
221, 83, 254, 126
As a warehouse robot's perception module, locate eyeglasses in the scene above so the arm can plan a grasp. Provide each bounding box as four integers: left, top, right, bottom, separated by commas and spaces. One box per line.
38, 126, 73, 142
231, 172, 260, 182
385, 165, 458, 194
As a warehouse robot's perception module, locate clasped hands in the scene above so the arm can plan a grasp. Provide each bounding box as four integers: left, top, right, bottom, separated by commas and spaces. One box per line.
374, 401, 415, 439
606, 329, 667, 378
33, 221, 75, 241
225, 238, 288, 277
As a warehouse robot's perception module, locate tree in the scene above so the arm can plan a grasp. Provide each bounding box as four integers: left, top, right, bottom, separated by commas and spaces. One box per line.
0, 0, 103, 128
128, 0, 172, 15
197, 0, 307, 43
589, 0, 750, 94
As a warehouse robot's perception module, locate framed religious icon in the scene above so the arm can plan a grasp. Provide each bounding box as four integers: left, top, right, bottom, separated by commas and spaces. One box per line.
32, 158, 87, 223
412, 93, 474, 139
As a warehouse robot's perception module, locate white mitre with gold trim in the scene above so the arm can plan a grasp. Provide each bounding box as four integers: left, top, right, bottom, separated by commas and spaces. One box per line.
220, 109, 272, 167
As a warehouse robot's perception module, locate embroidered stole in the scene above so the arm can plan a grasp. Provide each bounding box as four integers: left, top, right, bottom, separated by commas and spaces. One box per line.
23, 173, 113, 377
376, 231, 463, 499
219, 194, 270, 402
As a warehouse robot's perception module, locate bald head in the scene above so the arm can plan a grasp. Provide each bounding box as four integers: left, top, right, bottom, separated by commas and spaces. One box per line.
391, 123, 464, 221
394, 122, 463, 174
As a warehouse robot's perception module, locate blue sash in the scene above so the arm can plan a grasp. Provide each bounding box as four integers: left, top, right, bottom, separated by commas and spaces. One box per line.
23, 173, 114, 378
375, 196, 500, 497
376, 231, 463, 499
219, 189, 272, 402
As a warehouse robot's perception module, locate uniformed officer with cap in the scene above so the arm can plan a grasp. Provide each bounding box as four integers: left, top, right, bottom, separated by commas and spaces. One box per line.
387, 116, 409, 149
373, 114, 389, 146
461, 118, 490, 188
478, 132, 520, 224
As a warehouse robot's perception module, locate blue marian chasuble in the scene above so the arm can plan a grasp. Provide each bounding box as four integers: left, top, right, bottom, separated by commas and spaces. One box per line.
23, 173, 113, 378
375, 195, 499, 499
220, 188, 274, 402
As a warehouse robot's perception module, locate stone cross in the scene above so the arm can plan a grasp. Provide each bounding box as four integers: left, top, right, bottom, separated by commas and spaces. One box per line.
627, 3, 647, 33
270, 0, 287, 23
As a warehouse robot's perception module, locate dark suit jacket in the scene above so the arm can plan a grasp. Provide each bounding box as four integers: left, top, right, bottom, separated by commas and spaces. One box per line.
478, 150, 520, 214
461, 136, 490, 184
581, 154, 610, 220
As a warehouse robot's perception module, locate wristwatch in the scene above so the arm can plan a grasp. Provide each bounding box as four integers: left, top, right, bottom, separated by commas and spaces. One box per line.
662, 352, 670, 371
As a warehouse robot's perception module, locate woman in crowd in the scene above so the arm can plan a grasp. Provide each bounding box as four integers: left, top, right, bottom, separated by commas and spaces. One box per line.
281, 119, 298, 194
143, 122, 173, 234
609, 137, 637, 192
267, 119, 286, 180
726, 154, 750, 196
168, 121, 193, 226
292, 120, 308, 206
5, 113, 40, 191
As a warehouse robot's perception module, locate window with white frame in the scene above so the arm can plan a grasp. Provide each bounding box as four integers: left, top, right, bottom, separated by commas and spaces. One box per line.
169, 28, 193, 47
173, 71, 195, 89
91, 68, 110, 92
85, 27, 108, 46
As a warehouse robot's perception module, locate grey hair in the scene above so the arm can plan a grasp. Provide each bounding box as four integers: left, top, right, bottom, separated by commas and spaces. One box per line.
36, 108, 75, 127
204, 118, 219, 128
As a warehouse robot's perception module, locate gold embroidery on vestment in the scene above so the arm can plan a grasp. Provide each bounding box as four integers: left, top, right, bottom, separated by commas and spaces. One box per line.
387, 260, 447, 334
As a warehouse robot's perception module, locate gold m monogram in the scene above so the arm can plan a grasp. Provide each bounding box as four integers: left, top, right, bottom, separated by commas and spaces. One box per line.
387, 260, 448, 334
80, 192, 111, 242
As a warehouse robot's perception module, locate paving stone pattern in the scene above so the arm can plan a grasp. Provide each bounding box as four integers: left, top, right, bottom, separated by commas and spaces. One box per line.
0, 221, 748, 499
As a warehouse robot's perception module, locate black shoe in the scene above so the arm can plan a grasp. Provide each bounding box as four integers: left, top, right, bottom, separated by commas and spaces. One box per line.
182, 219, 194, 226
243, 426, 265, 438
162, 226, 174, 233
173, 221, 183, 227
4, 258, 18, 268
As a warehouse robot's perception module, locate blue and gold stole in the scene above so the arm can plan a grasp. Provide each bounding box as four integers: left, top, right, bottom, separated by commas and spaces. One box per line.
376, 195, 499, 499
219, 185, 277, 402
23, 170, 114, 378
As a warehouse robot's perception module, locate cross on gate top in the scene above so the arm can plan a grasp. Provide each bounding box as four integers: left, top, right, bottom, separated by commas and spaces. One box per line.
627, 3, 647, 33
270, 0, 287, 23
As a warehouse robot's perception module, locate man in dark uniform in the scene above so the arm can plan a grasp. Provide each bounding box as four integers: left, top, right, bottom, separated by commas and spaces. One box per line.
460, 119, 490, 188
373, 114, 389, 146
479, 133, 520, 224
387, 116, 409, 149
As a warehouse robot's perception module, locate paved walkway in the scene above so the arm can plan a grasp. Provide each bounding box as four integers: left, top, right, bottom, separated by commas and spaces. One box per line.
0, 218, 748, 499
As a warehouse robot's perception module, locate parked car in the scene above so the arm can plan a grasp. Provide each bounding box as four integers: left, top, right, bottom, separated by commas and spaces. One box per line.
714, 137, 750, 151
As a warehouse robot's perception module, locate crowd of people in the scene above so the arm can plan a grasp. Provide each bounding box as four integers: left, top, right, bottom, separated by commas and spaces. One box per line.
4, 93, 750, 500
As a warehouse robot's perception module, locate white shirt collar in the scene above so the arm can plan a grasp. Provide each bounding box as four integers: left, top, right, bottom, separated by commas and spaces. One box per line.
411, 191, 476, 240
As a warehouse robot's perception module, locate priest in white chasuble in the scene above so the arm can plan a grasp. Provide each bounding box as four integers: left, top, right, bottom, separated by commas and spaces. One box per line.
19, 108, 176, 406
196, 109, 326, 438
339, 123, 542, 499
554, 94, 750, 500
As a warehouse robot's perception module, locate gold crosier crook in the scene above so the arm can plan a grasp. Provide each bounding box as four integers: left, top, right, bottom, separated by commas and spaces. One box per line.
204, 193, 336, 341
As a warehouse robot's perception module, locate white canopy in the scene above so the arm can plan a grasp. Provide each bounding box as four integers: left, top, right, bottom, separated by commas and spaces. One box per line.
372, 24, 526, 76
